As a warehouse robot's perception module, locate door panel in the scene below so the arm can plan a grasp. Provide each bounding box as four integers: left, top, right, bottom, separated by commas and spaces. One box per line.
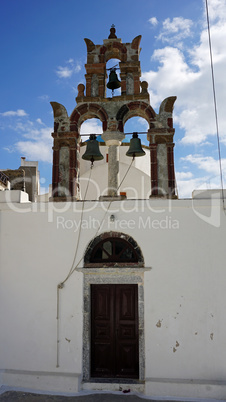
115, 285, 139, 378
91, 284, 139, 379
91, 285, 114, 377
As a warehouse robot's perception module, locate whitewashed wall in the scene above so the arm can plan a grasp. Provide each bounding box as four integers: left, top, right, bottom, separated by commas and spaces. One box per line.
0, 193, 226, 399
79, 162, 151, 200
80, 142, 150, 177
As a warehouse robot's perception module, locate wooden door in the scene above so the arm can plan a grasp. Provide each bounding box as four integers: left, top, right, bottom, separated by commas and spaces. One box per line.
91, 284, 139, 378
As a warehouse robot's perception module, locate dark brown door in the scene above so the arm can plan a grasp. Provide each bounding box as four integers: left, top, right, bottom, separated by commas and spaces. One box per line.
91, 284, 139, 378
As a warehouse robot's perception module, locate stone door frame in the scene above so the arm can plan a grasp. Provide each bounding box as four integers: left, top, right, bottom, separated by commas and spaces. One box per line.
78, 267, 149, 382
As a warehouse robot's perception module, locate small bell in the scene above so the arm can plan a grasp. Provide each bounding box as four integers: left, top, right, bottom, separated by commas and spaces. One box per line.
126, 132, 146, 158
82, 134, 104, 165
107, 68, 121, 92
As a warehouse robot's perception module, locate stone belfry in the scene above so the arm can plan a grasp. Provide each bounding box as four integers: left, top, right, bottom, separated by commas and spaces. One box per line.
50, 26, 177, 201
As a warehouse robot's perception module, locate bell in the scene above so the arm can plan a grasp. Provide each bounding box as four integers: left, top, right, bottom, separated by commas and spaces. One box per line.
107, 69, 121, 91
82, 134, 104, 164
126, 132, 146, 158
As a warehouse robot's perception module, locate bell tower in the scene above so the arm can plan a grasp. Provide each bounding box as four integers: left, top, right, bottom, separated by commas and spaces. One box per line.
83, 24, 143, 99
50, 26, 177, 201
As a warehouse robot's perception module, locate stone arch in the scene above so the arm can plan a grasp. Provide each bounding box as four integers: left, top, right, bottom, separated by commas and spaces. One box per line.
70, 103, 108, 132
116, 101, 156, 132
99, 42, 127, 63
84, 231, 144, 267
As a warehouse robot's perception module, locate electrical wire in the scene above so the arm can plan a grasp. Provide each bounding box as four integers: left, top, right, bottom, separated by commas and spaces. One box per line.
56, 157, 134, 367
61, 165, 93, 285
79, 131, 148, 138
56, 164, 93, 367
94, 157, 135, 235
56, 2, 226, 365
205, 0, 225, 209
61, 157, 134, 283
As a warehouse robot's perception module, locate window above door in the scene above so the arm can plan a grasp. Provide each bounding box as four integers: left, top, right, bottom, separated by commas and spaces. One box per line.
84, 232, 144, 268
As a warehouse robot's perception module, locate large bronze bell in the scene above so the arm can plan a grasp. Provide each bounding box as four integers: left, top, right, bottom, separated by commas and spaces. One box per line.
126, 132, 146, 158
82, 135, 104, 164
107, 69, 121, 91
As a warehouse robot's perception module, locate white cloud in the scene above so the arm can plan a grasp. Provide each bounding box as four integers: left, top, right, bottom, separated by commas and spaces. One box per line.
15, 140, 52, 163
2, 113, 103, 163
1, 109, 28, 117
56, 66, 73, 78
80, 119, 103, 141
142, 47, 200, 109
1, 114, 53, 163
137, 118, 149, 129
176, 174, 217, 198
36, 118, 44, 125
74, 64, 81, 73
157, 17, 193, 45
3, 146, 14, 154
149, 17, 158, 27
176, 171, 193, 180
163, 17, 192, 34
206, 0, 226, 23
14, 124, 52, 163
38, 94, 50, 102
56, 60, 81, 79
176, 153, 226, 197
142, 2, 226, 146
181, 154, 226, 176
175, 171, 206, 198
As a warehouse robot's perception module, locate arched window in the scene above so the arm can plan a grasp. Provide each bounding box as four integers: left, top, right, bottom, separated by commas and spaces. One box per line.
84, 232, 144, 267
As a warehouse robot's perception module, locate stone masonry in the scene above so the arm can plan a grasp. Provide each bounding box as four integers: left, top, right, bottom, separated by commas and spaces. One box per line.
50, 26, 177, 200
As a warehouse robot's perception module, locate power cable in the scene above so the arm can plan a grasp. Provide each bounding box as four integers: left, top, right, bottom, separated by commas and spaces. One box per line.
205, 0, 225, 209
56, 157, 134, 367
56, 165, 93, 367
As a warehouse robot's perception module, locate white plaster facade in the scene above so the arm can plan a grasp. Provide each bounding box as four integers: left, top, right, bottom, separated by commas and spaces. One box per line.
0, 189, 226, 399
80, 140, 151, 200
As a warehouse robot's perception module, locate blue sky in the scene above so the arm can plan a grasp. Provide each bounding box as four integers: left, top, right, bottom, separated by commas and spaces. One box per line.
1, 0, 226, 197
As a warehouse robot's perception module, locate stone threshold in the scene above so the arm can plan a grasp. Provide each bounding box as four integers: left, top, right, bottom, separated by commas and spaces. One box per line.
83, 378, 144, 384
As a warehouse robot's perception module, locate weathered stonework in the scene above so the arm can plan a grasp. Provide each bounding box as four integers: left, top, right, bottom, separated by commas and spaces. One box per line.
50, 27, 177, 200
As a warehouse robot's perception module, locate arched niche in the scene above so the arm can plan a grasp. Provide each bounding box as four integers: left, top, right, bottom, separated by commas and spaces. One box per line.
99, 43, 127, 64
84, 231, 144, 268
116, 101, 156, 132
124, 116, 149, 138
70, 103, 108, 133
106, 58, 121, 98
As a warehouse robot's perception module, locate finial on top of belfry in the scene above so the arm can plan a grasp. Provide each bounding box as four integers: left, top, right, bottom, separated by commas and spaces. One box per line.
108, 24, 117, 39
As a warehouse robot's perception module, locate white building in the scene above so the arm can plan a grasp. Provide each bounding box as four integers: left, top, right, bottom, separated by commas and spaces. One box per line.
0, 27, 226, 400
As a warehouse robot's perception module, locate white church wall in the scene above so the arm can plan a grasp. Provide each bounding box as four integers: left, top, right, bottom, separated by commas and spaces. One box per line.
143, 200, 226, 398
0, 197, 225, 398
0, 190, 29, 203
0, 207, 83, 387
80, 142, 150, 178
79, 162, 151, 200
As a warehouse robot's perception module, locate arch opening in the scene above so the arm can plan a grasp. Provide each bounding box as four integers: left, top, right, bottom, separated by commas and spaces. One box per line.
106, 58, 121, 98
84, 232, 144, 268
80, 118, 103, 142
124, 116, 149, 146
